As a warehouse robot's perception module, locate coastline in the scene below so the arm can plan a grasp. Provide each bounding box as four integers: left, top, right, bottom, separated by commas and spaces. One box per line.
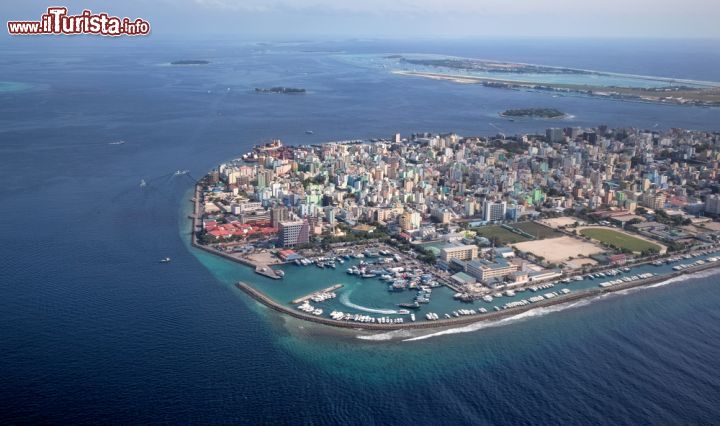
499, 112, 569, 120
190, 182, 720, 332
189, 184, 282, 279
393, 70, 720, 107
235, 259, 720, 331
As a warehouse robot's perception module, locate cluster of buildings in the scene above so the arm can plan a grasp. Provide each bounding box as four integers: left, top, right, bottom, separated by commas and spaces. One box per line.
197, 126, 720, 284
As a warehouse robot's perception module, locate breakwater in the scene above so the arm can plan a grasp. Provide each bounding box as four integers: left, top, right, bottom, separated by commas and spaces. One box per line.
236, 259, 720, 331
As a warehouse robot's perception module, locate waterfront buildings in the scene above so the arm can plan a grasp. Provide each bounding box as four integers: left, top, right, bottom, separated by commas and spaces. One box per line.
279, 220, 309, 247
465, 258, 519, 283
439, 243, 479, 262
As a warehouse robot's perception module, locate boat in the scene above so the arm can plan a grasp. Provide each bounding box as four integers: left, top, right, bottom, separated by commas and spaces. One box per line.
159, 257, 171, 263
361, 273, 377, 278
276, 270, 285, 277
398, 302, 421, 309
397, 309, 411, 315
305, 130, 314, 135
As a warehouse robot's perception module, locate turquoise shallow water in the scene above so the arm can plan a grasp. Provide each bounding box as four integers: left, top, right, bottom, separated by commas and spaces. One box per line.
340, 53, 720, 89
0, 81, 32, 92
3, 38, 720, 423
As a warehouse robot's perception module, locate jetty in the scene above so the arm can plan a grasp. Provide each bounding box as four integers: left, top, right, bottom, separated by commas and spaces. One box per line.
236, 258, 720, 331
291, 284, 344, 304
255, 265, 282, 280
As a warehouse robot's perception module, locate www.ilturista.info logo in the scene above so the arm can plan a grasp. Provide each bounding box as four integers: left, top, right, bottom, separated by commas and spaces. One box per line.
7, 7, 150, 36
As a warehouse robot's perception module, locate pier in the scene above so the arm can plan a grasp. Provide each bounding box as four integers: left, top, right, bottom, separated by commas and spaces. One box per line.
291, 284, 344, 304
236, 258, 720, 332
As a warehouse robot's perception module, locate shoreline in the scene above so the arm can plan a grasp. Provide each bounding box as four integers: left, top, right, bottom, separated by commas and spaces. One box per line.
235, 259, 720, 331
189, 182, 720, 332
393, 70, 720, 107
189, 184, 282, 279
499, 112, 569, 120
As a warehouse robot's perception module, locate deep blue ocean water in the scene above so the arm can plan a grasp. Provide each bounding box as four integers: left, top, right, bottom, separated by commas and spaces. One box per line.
2, 38, 720, 424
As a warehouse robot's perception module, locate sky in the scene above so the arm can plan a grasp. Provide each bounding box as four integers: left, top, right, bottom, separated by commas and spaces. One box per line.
3, 0, 720, 39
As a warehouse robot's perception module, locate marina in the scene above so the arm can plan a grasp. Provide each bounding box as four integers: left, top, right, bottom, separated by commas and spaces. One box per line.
238, 247, 720, 330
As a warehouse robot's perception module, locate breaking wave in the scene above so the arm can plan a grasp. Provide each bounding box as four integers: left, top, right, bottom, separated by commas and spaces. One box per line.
355, 267, 720, 342
401, 298, 594, 342
357, 329, 414, 341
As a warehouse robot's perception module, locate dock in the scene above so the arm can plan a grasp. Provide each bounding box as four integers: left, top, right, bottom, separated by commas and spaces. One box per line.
235, 257, 720, 331
291, 284, 344, 304
255, 265, 283, 280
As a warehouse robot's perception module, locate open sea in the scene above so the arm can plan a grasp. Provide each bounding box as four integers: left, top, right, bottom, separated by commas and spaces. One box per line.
2, 37, 720, 424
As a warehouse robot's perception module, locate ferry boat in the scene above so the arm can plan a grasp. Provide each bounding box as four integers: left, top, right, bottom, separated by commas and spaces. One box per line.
398, 302, 420, 309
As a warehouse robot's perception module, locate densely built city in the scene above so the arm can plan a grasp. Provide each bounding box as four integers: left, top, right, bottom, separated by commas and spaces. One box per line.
192, 126, 720, 323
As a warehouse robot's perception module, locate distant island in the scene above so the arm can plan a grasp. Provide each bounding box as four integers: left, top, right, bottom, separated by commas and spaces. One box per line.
398, 56, 589, 75
170, 60, 210, 65
501, 108, 567, 119
254, 87, 306, 94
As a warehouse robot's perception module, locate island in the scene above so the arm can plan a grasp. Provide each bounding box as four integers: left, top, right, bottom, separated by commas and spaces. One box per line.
501, 108, 567, 119
189, 127, 720, 332
398, 56, 589, 75
170, 60, 210, 65
345, 54, 720, 107
254, 87, 306, 94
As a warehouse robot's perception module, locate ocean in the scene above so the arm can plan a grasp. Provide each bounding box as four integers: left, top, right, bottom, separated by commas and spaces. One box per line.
1, 37, 720, 424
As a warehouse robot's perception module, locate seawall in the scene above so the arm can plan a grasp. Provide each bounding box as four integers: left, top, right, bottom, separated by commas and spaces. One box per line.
236, 259, 720, 331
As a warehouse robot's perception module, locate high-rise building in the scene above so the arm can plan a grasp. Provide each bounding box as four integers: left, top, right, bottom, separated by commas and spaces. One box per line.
270, 206, 288, 229
705, 194, 720, 216
546, 128, 565, 143
399, 210, 421, 231
325, 206, 336, 225
483, 200, 507, 222
641, 191, 666, 211
279, 220, 309, 247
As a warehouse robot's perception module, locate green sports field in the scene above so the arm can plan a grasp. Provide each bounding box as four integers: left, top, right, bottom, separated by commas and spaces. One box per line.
472, 225, 531, 245
580, 228, 661, 253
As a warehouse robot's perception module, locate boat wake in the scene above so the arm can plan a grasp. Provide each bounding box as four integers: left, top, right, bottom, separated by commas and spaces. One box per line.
339, 291, 397, 315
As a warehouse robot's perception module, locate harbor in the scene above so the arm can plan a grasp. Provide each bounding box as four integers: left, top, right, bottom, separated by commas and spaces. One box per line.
237, 249, 720, 331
